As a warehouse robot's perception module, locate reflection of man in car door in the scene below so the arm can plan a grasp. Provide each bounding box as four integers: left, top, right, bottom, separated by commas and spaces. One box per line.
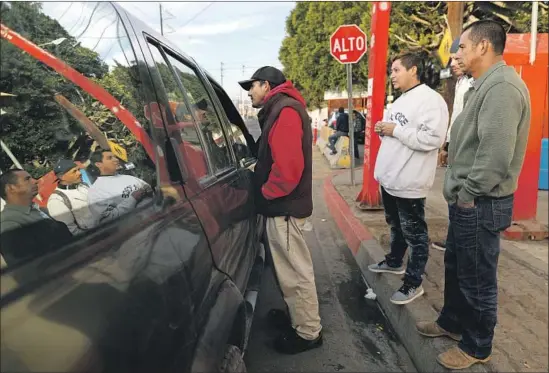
87, 149, 152, 225
47, 159, 95, 235
0, 169, 73, 267
239, 66, 322, 354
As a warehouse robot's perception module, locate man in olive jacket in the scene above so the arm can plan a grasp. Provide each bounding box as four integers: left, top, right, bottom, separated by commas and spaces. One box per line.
239, 66, 322, 355
416, 21, 531, 370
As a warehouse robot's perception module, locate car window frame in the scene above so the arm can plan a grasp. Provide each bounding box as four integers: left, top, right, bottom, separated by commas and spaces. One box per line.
144, 36, 237, 185
205, 78, 258, 168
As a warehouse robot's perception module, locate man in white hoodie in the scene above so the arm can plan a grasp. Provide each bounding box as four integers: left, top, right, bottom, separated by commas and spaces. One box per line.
87, 149, 152, 225
368, 52, 449, 305
47, 159, 94, 235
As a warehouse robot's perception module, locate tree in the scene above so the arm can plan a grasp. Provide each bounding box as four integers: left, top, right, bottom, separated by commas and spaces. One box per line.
0, 1, 155, 182
279, 2, 372, 109
0, 1, 107, 177
279, 1, 548, 108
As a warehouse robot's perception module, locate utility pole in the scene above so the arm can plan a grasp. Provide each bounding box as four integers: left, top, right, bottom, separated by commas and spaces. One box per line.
241, 64, 246, 116
444, 2, 465, 112
159, 3, 164, 36
447, 2, 465, 41
220, 62, 224, 86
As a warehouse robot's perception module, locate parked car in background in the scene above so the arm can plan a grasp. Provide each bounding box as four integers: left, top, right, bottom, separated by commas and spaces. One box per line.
0, 2, 263, 372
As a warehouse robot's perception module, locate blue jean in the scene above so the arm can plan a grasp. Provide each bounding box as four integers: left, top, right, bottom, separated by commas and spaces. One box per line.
328, 131, 346, 152
437, 195, 514, 359
381, 187, 429, 287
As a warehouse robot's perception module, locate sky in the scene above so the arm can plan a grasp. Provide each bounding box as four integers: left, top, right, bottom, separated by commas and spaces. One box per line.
118, 1, 294, 100
37, 1, 293, 103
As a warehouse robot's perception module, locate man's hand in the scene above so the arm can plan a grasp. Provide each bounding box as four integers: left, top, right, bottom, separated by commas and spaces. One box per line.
132, 185, 153, 201
374, 122, 397, 137
438, 149, 448, 167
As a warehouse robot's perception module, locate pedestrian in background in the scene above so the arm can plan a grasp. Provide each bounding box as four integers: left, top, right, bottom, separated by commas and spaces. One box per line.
416, 20, 531, 370
327, 107, 349, 155
432, 38, 475, 251
368, 52, 449, 305
239, 66, 322, 354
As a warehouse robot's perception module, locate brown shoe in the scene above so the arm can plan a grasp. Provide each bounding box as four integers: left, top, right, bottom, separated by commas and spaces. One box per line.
416, 321, 461, 341
437, 346, 491, 370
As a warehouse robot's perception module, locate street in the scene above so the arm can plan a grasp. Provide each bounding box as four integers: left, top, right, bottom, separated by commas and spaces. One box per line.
245, 150, 415, 372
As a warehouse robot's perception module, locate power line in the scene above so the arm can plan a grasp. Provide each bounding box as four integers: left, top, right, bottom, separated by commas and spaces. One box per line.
159, 3, 176, 36
179, 2, 214, 28
160, 4, 164, 35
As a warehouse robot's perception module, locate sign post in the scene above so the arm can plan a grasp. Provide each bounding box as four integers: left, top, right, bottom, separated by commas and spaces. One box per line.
346, 63, 354, 185
330, 24, 368, 186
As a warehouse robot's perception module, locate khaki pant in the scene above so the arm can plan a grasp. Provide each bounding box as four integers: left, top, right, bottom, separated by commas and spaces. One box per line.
266, 216, 322, 340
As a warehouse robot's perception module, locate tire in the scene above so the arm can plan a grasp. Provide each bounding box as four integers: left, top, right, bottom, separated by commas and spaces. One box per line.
219, 345, 247, 373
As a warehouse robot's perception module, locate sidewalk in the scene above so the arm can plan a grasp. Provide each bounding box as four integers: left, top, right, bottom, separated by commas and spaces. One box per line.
323, 163, 548, 372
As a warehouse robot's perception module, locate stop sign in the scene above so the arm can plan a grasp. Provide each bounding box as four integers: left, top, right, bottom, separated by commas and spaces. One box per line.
330, 24, 368, 64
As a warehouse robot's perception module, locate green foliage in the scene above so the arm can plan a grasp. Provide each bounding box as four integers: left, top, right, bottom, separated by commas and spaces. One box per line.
279, 1, 548, 108
279, 2, 372, 109
0, 1, 154, 183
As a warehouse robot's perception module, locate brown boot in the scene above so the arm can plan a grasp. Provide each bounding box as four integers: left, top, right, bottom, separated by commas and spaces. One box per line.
416, 321, 461, 341
437, 346, 491, 370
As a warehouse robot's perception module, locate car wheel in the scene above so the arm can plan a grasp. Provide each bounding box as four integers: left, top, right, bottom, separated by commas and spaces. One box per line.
219, 345, 247, 373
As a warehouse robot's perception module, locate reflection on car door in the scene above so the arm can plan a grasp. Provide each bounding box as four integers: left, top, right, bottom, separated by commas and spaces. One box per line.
0, 3, 214, 372
142, 39, 257, 294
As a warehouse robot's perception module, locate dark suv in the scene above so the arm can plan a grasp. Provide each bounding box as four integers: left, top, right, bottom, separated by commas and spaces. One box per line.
0, 2, 263, 372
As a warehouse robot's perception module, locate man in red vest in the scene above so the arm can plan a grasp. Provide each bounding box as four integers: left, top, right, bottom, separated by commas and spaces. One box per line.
239, 66, 322, 354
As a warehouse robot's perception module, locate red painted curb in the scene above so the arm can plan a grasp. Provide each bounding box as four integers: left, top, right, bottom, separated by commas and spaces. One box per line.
323, 175, 373, 255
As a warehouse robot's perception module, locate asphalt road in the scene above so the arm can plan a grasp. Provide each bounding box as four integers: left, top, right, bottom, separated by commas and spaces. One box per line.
244, 153, 415, 372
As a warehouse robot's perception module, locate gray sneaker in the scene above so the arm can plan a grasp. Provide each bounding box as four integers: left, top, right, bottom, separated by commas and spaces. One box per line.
368, 260, 405, 275
390, 283, 425, 305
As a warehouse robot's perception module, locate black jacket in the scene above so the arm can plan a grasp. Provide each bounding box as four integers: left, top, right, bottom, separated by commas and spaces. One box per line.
336, 112, 349, 133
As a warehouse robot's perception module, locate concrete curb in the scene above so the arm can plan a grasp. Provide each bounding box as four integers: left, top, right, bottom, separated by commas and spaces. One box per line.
323, 174, 488, 373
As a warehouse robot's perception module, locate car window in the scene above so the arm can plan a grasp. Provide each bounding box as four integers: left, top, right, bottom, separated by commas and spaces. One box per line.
146, 43, 208, 180
208, 82, 257, 164
159, 51, 234, 174
168, 55, 234, 173
228, 124, 256, 166
0, 1, 158, 268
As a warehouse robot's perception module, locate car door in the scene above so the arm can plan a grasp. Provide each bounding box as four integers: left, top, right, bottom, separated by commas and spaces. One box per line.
1, 3, 209, 372
140, 39, 257, 294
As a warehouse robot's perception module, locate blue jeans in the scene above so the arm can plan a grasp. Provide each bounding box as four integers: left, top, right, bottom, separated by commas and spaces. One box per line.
437, 195, 514, 359
381, 187, 429, 287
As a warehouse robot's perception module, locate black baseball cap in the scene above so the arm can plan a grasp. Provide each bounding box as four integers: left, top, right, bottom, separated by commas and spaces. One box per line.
238, 66, 286, 91
54, 159, 78, 177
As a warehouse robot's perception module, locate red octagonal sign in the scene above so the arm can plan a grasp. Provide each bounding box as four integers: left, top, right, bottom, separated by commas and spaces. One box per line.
330, 24, 368, 64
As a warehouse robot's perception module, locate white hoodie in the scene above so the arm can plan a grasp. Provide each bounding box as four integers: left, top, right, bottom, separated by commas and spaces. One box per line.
374, 84, 449, 199
88, 174, 151, 224
47, 184, 95, 235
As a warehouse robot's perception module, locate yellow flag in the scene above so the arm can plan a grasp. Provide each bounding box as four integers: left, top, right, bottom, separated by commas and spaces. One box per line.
438, 29, 453, 67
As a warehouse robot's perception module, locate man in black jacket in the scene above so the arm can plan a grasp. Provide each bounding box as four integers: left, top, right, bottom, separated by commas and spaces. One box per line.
327, 107, 359, 158
239, 66, 323, 354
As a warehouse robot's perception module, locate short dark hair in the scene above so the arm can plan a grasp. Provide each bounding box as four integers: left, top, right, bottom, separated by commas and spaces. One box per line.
259, 80, 282, 90
393, 52, 424, 80
89, 149, 110, 166
463, 20, 506, 55
338, 107, 345, 113
0, 169, 23, 200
